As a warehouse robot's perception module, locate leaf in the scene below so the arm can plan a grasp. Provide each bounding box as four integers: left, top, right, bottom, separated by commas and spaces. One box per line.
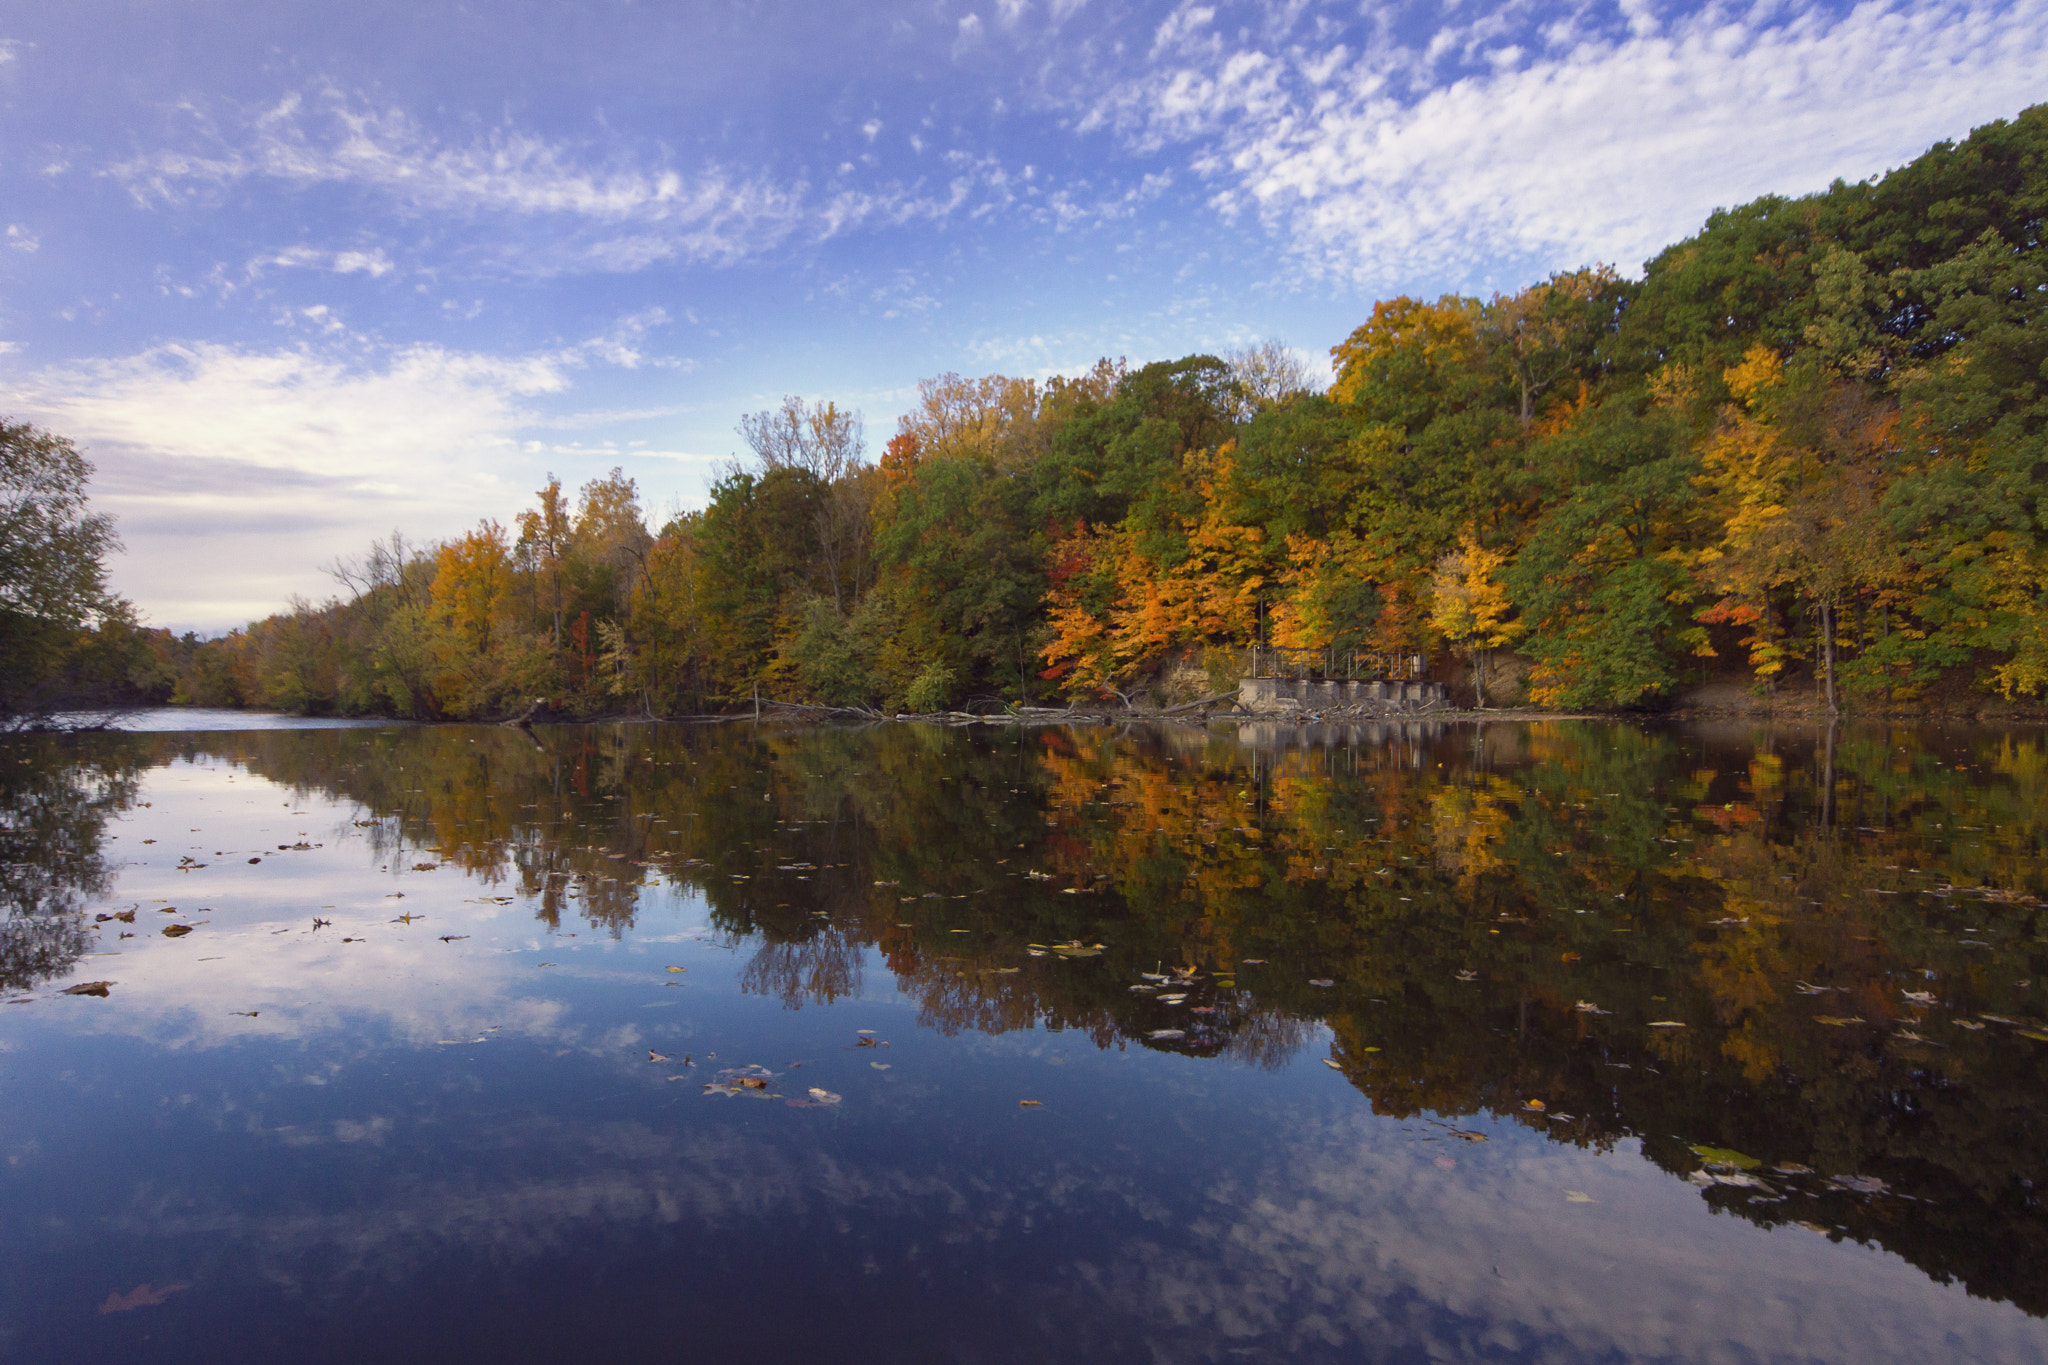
161, 925, 194, 938
1691, 1145, 1761, 1170
1813, 1016, 1865, 1027
1523, 1098, 1546, 1112
98, 1283, 188, 1314
742, 1077, 769, 1090
1018, 1099, 1042, 1107
1647, 1020, 1686, 1028
648, 1051, 671, 1063
807, 1087, 841, 1105
870, 1062, 891, 1070
1322, 1058, 1343, 1070
1451, 1130, 1487, 1142
1146, 1029, 1184, 1040
439, 935, 469, 942
1564, 1191, 1595, 1203
2015, 1029, 2048, 1043
61, 981, 112, 997
1308, 978, 1334, 988
665, 965, 686, 973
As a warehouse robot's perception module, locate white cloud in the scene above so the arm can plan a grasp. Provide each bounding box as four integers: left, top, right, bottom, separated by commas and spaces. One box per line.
110, 87, 1039, 276
5, 223, 38, 253
255, 245, 396, 277
1086, 0, 2048, 287
0, 316, 674, 627
113, 89, 811, 272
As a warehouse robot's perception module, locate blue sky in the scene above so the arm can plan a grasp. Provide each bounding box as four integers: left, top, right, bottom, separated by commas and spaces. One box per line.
1, 0, 2041, 631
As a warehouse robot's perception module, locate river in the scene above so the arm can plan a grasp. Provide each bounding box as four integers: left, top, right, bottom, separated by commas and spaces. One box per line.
1, 716, 2043, 1362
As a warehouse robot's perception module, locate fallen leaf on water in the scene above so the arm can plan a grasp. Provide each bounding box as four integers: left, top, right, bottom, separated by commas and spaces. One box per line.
1813, 1016, 1865, 1027
2016, 1029, 2048, 1043
439, 935, 468, 942
1523, 1099, 1546, 1112
61, 982, 112, 997
665, 966, 686, 973
231, 1010, 259, 1018
1575, 1000, 1607, 1014
1308, 978, 1334, 988
538, 962, 557, 968
115, 910, 135, 923
1322, 1059, 1343, 1070
807, 1087, 841, 1105
1241, 958, 1265, 965
648, 1051, 671, 1063
1901, 990, 1936, 1006
1831, 1174, 1889, 1195
162, 924, 196, 938
1147, 1029, 1184, 1041
870, 1062, 891, 1070
98, 1283, 188, 1314
1455, 970, 1478, 982
1954, 1020, 1986, 1030
1647, 1020, 1687, 1028
1560, 952, 1580, 963
1565, 1191, 1595, 1203
1691, 1145, 1761, 1170
1451, 1130, 1487, 1143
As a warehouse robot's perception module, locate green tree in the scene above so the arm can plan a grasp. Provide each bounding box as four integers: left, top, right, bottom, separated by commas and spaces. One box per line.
0, 421, 125, 718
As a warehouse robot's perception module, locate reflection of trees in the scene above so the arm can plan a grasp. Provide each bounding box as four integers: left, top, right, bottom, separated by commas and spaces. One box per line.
0, 734, 144, 990
740, 927, 863, 1007
123, 716, 2048, 1315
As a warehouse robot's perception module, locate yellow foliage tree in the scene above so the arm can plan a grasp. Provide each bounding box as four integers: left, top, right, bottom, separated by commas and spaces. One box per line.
1428, 531, 1522, 706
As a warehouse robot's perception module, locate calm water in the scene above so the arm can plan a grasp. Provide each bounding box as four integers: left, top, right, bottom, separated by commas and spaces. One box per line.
2, 717, 2045, 1363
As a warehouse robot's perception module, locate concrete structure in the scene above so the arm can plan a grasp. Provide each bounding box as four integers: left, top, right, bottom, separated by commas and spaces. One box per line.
1237, 676, 1446, 713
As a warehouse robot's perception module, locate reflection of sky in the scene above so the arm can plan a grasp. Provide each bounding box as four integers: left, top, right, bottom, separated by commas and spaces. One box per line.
4, 745, 2046, 1361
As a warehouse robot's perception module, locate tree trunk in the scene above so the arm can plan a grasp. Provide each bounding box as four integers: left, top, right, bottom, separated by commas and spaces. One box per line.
1822, 598, 1838, 717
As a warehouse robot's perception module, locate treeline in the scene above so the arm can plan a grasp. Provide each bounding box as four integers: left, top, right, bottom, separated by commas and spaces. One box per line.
124, 104, 2048, 716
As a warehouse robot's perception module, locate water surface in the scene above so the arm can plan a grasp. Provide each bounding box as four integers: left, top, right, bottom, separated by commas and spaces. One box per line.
2, 718, 2044, 1362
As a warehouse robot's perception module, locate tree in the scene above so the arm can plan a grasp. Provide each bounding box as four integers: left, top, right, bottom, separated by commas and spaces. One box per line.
737, 397, 873, 613
1429, 532, 1522, 706
0, 421, 124, 716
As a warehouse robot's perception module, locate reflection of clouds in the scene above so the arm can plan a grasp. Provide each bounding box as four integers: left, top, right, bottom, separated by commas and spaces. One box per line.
48, 758, 664, 1055
102, 1104, 2047, 1358
1098, 1117, 2048, 1361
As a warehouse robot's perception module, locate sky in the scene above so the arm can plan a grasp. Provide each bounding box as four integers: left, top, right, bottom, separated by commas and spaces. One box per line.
0, 0, 2041, 633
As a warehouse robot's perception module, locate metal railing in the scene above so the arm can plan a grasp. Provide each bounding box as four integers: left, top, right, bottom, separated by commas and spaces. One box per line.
1249, 646, 1425, 680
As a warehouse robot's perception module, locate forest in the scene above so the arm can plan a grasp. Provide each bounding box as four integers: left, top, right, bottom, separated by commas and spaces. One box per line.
8, 103, 2044, 720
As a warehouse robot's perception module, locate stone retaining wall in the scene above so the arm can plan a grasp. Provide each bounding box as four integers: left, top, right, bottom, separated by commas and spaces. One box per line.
1237, 677, 1446, 712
